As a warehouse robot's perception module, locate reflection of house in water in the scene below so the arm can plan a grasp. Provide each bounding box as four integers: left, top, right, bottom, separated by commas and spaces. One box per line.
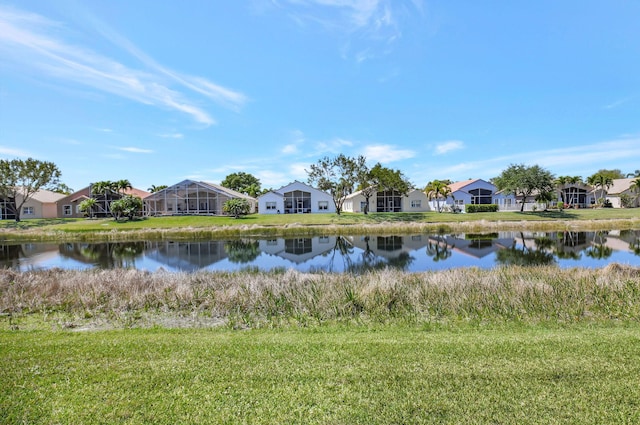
427, 234, 516, 259
347, 235, 429, 259
0, 243, 60, 269
144, 241, 229, 272
259, 236, 336, 264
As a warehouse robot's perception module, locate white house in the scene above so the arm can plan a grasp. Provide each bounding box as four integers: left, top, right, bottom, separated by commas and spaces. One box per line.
433, 179, 500, 212
343, 188, 431, 213
258, 181, 335, 214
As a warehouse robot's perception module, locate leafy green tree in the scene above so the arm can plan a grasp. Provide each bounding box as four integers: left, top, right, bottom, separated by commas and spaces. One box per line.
357, 160, 411, 214
48, 182, 74, 195
492, 164, 555, 212
591, 169, 625, 180
223, 198, 251, 218
110, 195, 143, 221
0, 158, 61, 222
79, 198, 97, 219
147, 184, 168, 193
307, 154, 365, 215
221, 172, 263, 197
424, 179, 452, 213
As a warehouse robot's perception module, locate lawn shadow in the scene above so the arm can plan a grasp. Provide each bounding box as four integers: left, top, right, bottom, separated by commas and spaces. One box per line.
519, 210, 579, 219
0, 218, 79, 229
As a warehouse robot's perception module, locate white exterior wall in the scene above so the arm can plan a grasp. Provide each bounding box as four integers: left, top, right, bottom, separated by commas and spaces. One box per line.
258, 181, 336, 214
343, 192, 367, 213
258, 192, 284, 214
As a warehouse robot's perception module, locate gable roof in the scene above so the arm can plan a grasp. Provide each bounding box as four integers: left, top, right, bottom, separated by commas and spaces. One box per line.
30, 189, 66, 203
606, 178, 637, 195
144, 179, 257, 201
447, 179, 482, 193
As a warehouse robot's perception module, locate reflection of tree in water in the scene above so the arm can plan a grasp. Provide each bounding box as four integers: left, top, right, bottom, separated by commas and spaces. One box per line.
60, 242, 145, 268
620, 230, 640, 256
495, 232, 555, 266
0, 244, 26, 268
553, 231, 584, 260
426, 235, 453, 262
224, 239, 260, 263
322, 236, 415, 273
585, 231, 612, 260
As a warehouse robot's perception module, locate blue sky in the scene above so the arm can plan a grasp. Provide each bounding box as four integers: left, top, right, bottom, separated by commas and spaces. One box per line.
1, 0, 639, 193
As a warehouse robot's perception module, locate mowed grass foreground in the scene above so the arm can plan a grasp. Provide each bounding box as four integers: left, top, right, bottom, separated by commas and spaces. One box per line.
3, 324, 640, 424
3, 265, 640, 423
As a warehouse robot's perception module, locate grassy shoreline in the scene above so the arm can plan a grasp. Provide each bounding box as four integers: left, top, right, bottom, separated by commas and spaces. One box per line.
3, 264, 640, 331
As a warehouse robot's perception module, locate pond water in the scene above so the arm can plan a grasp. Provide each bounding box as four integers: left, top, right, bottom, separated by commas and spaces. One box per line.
2, 230, 640, 273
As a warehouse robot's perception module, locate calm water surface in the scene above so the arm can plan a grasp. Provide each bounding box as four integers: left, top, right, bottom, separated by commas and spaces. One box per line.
2, 230, 640, 273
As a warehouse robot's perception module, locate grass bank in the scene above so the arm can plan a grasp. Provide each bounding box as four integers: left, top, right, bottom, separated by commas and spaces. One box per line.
2, 324, 640, 424
0, 208, 639, 242
3, 264, 640, 330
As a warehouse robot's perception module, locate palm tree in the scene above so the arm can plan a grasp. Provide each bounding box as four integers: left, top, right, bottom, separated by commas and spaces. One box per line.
78, 198, 97, 219
555, 176, 569, 204
147, 184, 168, 193
626, 170, 640, 178
587, 173, 613, 206
424, 180, 452, 213
115, 179, 132, 195
567, 176, 583, 206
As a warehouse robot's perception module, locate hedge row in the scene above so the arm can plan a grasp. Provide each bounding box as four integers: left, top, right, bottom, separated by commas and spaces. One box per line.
465, 204, 499, 213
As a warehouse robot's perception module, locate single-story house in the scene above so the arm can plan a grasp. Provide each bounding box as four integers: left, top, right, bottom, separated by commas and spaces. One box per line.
342, 188, 430, 213
144, 180, 257, 216
0, 188, 65, 220
433, 179, 500, 211
258, 181, 334, 214
56, 185, 150, 218
603, 178, 640, 208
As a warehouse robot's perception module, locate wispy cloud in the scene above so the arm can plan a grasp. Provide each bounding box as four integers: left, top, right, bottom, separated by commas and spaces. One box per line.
435, 138, 640, 181
604, 97, 633, 110
158, 133, 184, 139
363, 144, 415, 162
0, 5, 247, 126
0, 146, 31, 157
117, 147, 153, 154
434, 140, 464, 155
273, 0, 424, 61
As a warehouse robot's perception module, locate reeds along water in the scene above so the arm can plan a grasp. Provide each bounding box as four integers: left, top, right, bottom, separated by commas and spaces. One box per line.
2, 264, 640, 328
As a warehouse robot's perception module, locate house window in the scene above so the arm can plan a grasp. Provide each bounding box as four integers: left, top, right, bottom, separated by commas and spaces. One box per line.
318, 201, 329, 210
266, 202, 277, 210
411, 200, 421, 208
455, 199, 464, 206
360, 201, 368, 212
469, 188, 493, 204
63, 205, 72, 216
23, 206, 34, 215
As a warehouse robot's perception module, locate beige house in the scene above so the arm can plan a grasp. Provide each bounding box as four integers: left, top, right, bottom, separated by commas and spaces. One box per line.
343, 188, 430, 213
603, 178, 640, 208
0, 188, 65, 220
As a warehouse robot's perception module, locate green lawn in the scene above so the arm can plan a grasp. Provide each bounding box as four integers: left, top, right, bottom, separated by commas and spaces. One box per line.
2, 323, 639, 424
1, 208, 639, 241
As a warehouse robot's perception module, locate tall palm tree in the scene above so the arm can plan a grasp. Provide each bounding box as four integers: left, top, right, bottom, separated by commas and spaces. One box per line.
115, 179, 132, 195
147, 184, 168, 193
626, 170, 640, 178
587, 173, 613, 205
555, 176, 569, 204
424, 180, 452, 213
567, 175, 583, 206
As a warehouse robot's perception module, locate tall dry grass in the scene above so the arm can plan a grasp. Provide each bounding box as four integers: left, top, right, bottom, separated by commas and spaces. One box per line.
2, 264, 640, 328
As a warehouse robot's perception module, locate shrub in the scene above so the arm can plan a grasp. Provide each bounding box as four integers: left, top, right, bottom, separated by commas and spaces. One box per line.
466, 204, 499, 213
